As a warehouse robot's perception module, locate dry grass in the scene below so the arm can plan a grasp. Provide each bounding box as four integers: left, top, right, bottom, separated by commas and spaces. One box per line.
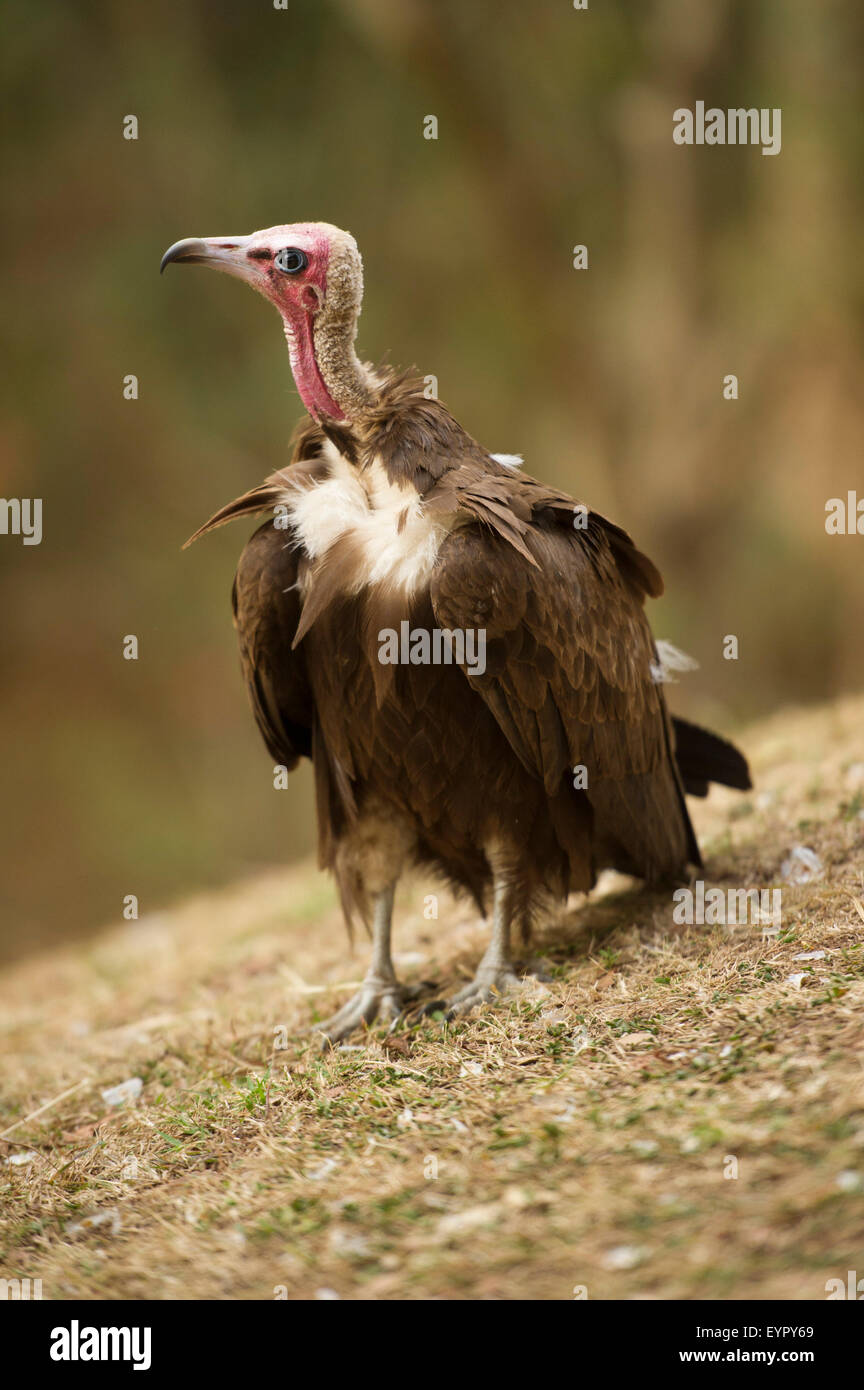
2, 696, 864, 1301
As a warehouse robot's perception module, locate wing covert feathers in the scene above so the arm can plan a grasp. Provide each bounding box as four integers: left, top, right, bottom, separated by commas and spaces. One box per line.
430, 514, 698, 880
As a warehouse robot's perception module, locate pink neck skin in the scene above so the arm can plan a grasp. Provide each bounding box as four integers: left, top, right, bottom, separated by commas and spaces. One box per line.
276, 228, 346, 422
280, 299, 346, 422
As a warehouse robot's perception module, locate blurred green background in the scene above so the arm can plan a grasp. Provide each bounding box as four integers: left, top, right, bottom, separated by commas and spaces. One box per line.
1, 0, 862, 959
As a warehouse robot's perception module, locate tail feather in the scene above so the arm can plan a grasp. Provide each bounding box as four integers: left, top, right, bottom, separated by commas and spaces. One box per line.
672, 717, 752, 798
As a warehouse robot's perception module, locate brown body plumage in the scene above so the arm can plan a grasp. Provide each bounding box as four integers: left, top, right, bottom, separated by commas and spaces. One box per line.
164, 222, 750, 1040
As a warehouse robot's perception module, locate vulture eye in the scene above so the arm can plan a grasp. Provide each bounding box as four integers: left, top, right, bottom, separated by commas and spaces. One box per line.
274, 247, 308, 275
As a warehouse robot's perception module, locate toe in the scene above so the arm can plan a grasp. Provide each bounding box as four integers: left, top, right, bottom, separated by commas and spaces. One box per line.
314, 996, 369, 1047
317, 1012, 363, 1048
379, 990, 403, 1022
444, 969, 521, 1019
313, 981, 416, 1047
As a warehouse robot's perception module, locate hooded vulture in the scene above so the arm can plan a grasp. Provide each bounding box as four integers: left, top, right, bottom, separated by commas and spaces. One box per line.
161, 222, 751, 1043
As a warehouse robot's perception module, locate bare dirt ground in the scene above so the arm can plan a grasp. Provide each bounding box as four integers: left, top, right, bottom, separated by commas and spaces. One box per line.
2, 696, 863, 1301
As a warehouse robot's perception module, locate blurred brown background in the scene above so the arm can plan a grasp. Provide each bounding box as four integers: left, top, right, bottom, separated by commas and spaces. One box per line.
1, 0, 862, 960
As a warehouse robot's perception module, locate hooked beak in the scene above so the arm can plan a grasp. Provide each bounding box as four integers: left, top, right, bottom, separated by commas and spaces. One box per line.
159, 235, 254, 277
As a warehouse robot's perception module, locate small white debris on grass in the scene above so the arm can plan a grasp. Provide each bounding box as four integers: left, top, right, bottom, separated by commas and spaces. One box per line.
540, 1007, 569, 1025
306, 1158, 338, 1182
67, 1208, 121, 1239
396, 1107, 414, 1130
631, 1139, 659, 1157
786, 973, 808, 989
101, 1077, 143, 1108
792, 950, 826, 961
4, 1150, 38, 1167
836, 1170, 863, 1193
521, 977, 551, 1002
459, 1060, 484, 1077
502, 1186, 532, 1211
781, 846, 823, 885
602, 1244, 646, 1271
437, 1203, 500, 1238
328, 1227, 370, 1258
315, 1288, 341, 1300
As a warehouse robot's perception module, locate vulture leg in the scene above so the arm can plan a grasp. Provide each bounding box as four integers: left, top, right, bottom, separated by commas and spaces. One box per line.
315, 882, 417, 1047
445, 877, 522, 1018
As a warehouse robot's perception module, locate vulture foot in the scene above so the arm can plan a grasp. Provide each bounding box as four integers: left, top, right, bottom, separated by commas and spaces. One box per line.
314, 977, 421, 1048
444, 966, 523, 1019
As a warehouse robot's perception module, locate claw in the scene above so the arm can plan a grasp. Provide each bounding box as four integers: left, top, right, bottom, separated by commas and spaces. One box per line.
313, 978, 423, 1048
444, 967, 522, 1019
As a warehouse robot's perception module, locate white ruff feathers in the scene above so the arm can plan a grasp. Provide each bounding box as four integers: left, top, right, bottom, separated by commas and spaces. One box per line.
283, 443, 450, 596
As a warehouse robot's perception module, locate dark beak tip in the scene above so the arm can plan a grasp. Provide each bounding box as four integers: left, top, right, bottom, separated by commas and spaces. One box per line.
160, 235, 247, 277
160, 246, 186, 275
160, 238, 204, 276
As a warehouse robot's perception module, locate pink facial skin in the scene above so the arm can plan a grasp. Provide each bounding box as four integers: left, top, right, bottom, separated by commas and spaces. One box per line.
162, 224, 345, 420
245, 225, 344, 422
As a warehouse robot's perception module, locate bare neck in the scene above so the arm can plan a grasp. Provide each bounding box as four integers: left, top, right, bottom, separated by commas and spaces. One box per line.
282, 299, 375, 424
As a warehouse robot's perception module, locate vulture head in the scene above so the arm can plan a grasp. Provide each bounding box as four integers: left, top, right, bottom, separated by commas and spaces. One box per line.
161, 222, 371, 423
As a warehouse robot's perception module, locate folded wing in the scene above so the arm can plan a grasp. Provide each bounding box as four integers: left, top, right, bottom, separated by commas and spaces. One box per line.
430, 503, 701, 881
231, 521, 314, 770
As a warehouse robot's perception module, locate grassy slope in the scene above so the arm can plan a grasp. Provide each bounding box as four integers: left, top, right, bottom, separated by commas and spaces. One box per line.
2, 696, 864, 1301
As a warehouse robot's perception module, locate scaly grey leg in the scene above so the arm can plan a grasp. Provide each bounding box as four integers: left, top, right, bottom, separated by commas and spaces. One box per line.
315, 883, 418, 1046
445, 878, 521, 1017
